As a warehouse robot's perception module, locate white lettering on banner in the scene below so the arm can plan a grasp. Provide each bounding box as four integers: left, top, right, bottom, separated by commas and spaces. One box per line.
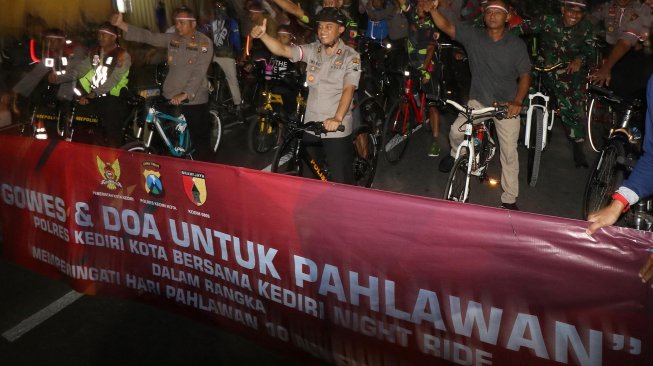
152, 263, 200, 288
331, 306, 412, 347
292, 255, 609, 365
419, 333, 494, 366
168, 220, 280, 279
1, 183, 66, 222
31, 247, 121, 285
204, 279, 266, 314
101, 206, 161, 240
164, 285, 259, 330
172, 249, 252, 290
128, 240, 168, 260
125, 273, 161, 295
33, 216, 70, 241
74, 230, 125, 251
258, 279, 324, 319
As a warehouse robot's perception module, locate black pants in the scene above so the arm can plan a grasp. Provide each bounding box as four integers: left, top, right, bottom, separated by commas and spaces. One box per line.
181, 103, 211, 162
302, 133, 353, 185
96, 95, 129, 147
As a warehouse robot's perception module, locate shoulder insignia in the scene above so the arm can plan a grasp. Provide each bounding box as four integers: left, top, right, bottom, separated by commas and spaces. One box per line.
352, 57, 360, 64
336, 48, 342, 55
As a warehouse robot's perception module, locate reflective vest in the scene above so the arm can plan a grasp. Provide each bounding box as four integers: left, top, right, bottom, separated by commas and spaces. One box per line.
79, 47, 129, 97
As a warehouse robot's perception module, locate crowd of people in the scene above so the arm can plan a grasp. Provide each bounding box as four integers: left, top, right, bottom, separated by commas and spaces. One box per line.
2, 0, 653, 237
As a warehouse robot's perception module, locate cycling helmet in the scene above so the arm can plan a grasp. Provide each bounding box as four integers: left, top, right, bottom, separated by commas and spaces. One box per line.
316, 7, 346, 26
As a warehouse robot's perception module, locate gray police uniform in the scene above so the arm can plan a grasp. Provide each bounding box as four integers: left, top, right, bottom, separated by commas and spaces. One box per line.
589, 0, 650, 46
290, 38, 361, 138
123, 25, 213, 104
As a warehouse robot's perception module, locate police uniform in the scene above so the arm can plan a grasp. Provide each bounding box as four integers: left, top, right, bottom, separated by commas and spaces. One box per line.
124, 25, 215, 161
588, 0, 653, 99
290, 38, 361, 139
589, 0, 650, 46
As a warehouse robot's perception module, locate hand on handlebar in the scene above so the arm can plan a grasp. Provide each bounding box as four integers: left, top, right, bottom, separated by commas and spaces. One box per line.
589, 65, 612, 86
170, 93, 188, 106
324, 117, 343, 132
566, 59, 582, 74
500, 101, 522, 119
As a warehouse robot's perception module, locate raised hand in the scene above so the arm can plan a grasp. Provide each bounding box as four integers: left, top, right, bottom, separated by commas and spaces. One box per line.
250, 18, 268, 39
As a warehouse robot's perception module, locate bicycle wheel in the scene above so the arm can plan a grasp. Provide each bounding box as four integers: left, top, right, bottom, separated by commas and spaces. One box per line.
248, 113, 278, 153
586, 97, 615, 152
271, 135, 301, 176
526, 108, 544, 187
209, 110, 222, 155
443, 154, 470, 202
121, 140, 159, 155
353, 126, 378, 188
382, 99, 412, 164
582, 139, 625, 219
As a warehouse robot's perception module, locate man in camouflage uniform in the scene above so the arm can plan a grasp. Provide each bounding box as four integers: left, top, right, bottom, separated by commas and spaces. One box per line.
522, 0, 595, 167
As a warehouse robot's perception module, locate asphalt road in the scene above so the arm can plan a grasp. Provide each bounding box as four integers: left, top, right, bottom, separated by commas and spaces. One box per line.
0, 91, 597, 365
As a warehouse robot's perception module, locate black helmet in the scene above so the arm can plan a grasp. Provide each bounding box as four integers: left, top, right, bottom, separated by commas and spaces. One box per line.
316, 8, 346, 26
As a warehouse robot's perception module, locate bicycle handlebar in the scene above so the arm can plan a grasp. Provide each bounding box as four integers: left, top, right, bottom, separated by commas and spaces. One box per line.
443, 99, 508, 119
533, 61, 570, 73
303, 121, 346, 134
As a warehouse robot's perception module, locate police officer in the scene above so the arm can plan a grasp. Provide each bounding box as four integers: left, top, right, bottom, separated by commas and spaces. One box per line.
51, 23, 131, 147
14, 28, 85, 137
250, 8, 362, 184
588, 0, 653, 98
111, 7, 214, 161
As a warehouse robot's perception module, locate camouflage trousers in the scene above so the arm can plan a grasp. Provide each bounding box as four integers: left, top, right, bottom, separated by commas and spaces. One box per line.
539, 71, 587, 140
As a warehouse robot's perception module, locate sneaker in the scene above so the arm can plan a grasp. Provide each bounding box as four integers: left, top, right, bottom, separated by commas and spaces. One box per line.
439, 155, 455, 173
500, 202, 519, 211
428, 141, 440, 157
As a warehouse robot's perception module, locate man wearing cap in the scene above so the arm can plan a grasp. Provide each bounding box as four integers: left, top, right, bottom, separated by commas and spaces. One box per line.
250, 8, 361, 184
51, 22, 131, 147
111, 7, 213, 161
587, 0, 652, 98
520, 0, 595, 168
430, 0, 531, 211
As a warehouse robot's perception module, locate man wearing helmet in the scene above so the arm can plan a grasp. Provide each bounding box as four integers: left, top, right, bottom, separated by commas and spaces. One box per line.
250, 8, 362, 184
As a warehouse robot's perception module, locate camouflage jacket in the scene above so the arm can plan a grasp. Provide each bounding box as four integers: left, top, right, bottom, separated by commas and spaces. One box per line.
522, 15, 595, 67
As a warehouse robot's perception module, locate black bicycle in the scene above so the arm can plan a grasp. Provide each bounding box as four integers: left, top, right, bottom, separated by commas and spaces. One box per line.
582, 84, 643, 219
270, 114, 377, 187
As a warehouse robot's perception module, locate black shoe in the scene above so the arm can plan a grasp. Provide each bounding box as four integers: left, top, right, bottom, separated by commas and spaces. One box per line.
439, 155, 455, 173
572, 140, 588, 168
500, 202, 519, 211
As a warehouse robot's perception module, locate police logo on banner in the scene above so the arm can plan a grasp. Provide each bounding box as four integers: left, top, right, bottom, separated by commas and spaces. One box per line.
96, 156, 122, 190
142, 162, 163, 197
181, 170, 206, 206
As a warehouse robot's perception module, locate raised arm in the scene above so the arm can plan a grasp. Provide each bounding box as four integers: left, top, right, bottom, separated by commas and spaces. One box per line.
250, 18, 293, 59
269, 0, 306, 20
428, 0, 456, 39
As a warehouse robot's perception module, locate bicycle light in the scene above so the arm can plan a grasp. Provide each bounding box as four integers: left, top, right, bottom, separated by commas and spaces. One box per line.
488, 178, 499, 186
404, 70, 410, 77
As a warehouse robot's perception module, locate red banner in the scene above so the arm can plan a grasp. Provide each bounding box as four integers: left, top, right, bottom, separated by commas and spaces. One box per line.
1, 135, 652, 366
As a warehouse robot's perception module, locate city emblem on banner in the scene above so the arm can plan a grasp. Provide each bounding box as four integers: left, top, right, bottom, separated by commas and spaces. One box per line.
96, 156, 122, 190
181, 170, 206, 206
142, 162, 163, 197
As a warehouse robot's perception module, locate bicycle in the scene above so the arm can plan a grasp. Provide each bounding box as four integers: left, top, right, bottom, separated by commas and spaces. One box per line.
582, 84, 643, 219
120, 97, 194, 159
382, 64, 437, 164
207, 61, 247, 155
247, 58, 306, 153
270, 113, 377, 187
522, 61, 569, 187
441, 99, 507, 203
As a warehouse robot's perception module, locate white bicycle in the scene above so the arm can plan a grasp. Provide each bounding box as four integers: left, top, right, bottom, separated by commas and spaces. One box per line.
523, 62, 568, 187
442, 99, 507, 203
